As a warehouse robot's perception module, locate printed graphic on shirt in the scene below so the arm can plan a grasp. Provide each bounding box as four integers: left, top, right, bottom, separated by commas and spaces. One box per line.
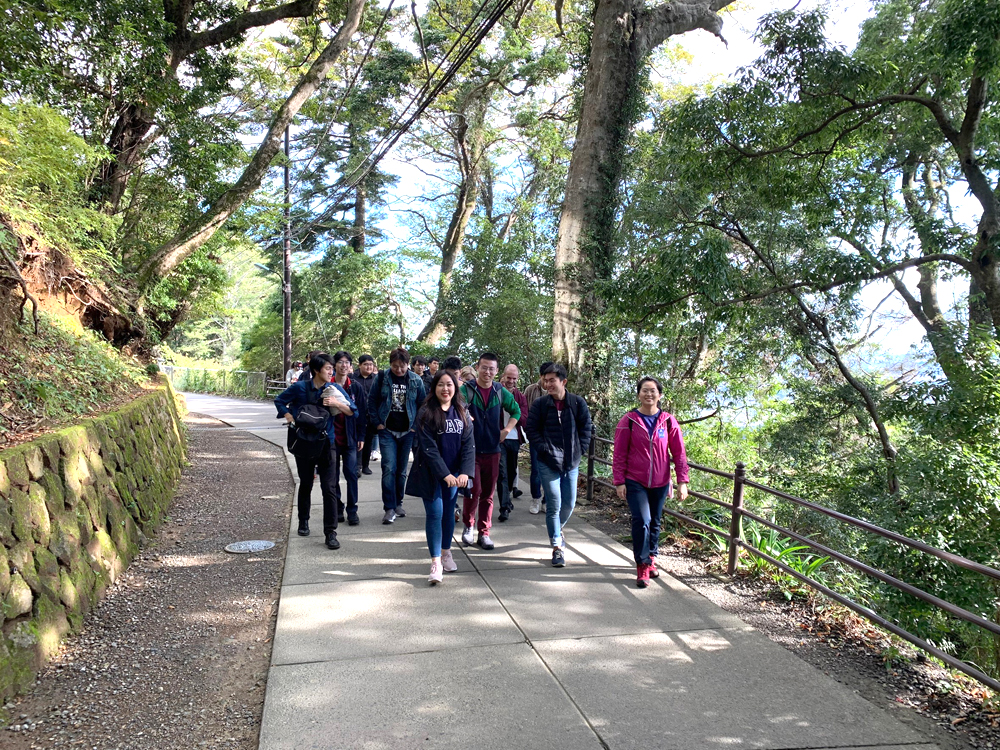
444, 417, 464, 434
390, 382, 407, 413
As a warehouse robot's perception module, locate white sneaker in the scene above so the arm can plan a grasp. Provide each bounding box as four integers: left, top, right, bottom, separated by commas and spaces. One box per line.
371, 451, 381, 462
477, 534, 495, 550
461, 526, 474, 546
441, 549, 457, 572
529, 498, 541, 514
428, 559, 443, 585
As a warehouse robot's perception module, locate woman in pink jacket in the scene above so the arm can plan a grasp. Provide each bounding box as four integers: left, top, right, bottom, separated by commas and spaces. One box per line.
612, 377, 690, 588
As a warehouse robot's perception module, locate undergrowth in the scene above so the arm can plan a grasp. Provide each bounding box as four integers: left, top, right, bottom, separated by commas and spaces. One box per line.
0, 311, 147, 444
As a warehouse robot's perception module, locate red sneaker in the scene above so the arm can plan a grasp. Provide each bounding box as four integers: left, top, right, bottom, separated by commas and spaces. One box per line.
648, 556, 659, 578
636, 563, 650, 588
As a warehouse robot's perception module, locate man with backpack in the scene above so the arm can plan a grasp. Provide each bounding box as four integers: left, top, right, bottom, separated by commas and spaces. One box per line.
525, 363, 592, 567
458, 352, 521, 550
274, 353, 357, 550
366, 348, 427, 524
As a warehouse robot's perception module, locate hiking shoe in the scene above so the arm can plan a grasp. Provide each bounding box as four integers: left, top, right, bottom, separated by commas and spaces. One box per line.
338, 511, 346, 523
382, 509, 396, 525
325, 533, 340, 550
636, 563, 650, 588
512, 488, 523, 498
394, 505, 406, 518
441, 549, 457, 572
297, 520, 310, 536
461, 526, 474, 546
529, 498, 541, 514
498, 508, 510, 522
347, 512, 360, 526
362, 467, 373, 475
428, 559, 443, 585
552, 548, 565, 567
477, 534, 495, 550
648, 555, 659, 578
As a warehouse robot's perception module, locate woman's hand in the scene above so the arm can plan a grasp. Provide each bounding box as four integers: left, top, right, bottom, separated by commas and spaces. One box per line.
456, 474, 469, 488
284, 413, 295, 425
616, 484, 626, 500
443, 474, 459, 488
677, 483, 689, 502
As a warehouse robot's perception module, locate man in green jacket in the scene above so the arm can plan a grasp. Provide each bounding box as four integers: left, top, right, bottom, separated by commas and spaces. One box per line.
458, 352, 520, 550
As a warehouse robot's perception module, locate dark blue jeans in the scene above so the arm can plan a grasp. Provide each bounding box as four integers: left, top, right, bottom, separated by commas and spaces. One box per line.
423, 484, 458, 557
332, 442, 358, 516
625, 480, 670, 566
378, 429, 413, 510
529, 443, 542, 500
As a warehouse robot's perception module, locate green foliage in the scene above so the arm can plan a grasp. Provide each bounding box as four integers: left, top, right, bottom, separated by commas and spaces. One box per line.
0, 311, 146, 443
0, 103, 117, 272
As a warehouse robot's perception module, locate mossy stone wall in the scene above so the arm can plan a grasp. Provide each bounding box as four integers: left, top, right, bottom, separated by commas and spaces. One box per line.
0, 379, 185, 701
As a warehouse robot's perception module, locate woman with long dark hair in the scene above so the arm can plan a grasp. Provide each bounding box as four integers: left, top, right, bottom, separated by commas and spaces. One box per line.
612, 376, 689, 588
405, 371, 475, 584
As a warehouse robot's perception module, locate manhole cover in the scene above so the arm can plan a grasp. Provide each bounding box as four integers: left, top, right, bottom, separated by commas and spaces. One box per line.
224, 540, 275, 554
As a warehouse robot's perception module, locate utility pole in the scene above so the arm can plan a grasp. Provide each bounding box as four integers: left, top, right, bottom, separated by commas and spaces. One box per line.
282, 125, 292, 378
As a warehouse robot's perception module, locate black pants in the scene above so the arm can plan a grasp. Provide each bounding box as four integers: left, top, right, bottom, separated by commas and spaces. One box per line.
497, 440, 521, 512
361, 423, 379, 470
294, 443, 338, 535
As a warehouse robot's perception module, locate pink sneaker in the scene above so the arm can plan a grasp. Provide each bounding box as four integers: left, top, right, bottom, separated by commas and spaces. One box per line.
648, 556, 659, 578
441, 549, 458, 572
428, 559, 443, 585
636, 563, 650, 588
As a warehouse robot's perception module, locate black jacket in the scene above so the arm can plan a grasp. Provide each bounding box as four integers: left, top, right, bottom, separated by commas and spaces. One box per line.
404, 406, 476, 500
525, 393, 592, 473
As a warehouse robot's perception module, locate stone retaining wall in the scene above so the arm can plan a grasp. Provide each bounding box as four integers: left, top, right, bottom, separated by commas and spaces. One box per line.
0, 379, 186, 701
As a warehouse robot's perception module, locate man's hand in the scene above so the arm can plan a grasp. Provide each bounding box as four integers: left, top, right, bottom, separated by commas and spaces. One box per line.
499, 428, 511, 442
284, 413, 295, 425
357, 441, 364, 451
444, 474, 459, 488
616, 484, 626, 500
456, 474, 469, 488
377, 424, 385, 431
678, 483, 689, 502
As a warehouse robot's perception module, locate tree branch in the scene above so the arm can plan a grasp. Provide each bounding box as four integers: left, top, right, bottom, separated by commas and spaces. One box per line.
184, 0, 321, 55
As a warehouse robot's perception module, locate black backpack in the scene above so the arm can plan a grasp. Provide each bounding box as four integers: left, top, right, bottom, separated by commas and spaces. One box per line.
287, 386, 330, 459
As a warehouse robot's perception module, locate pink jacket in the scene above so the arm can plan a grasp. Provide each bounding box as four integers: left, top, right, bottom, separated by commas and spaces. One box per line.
612, 410, 689, 490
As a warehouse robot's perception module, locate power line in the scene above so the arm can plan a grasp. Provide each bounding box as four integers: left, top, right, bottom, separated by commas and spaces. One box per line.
290, 0, 520, 247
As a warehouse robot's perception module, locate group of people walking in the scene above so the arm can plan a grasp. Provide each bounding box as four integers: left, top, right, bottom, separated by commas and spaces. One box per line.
274, 349, 689, 588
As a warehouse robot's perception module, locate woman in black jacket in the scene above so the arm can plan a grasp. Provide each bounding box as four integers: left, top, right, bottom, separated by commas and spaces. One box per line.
405, 371, 475, 585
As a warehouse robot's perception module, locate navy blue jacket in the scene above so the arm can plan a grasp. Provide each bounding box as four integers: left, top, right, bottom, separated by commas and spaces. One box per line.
337, 377, 368, 445
404, 406, 476, 500
367, 369, 427, 430
458, 381, 521, 455
525, 393, 592, 473
274, 378, 358, 433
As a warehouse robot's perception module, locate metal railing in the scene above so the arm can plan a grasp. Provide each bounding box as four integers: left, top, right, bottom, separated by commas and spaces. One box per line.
159, 363, 269, 399
585, 434, 1000, 693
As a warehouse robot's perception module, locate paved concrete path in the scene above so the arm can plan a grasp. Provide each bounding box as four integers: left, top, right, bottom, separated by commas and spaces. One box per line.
181, 393, 937, 750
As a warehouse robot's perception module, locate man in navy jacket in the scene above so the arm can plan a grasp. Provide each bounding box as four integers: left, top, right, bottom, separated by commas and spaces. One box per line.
330, 351, 367, 525
525, 363, 592, 568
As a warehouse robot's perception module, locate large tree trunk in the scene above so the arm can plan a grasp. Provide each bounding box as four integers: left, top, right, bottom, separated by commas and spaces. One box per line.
136, 0, 366, 292
552, 0, 732, 375
417, 110, 484, 345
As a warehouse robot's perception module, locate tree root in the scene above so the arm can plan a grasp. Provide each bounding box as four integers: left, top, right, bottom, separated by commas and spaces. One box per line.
0, 238, 40, 335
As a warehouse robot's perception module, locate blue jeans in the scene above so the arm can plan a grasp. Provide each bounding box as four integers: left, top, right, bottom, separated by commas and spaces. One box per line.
423, 484, 458, 557
625, 480, 669, 565
538, 463, 579, 547
332, 442, 358, 516
529, 444, 542, 500
378, 430, 413, 510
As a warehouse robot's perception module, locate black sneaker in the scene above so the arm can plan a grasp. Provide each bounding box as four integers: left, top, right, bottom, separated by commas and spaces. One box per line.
325, 533, 340, 550
297, 521, 310, 536
394, 505, 406, 518
498, 509, 510, 522
337, 512, 346, 523
348, 513, 360, 526
552, 548, 565, 567
382, 509, 396, 525
512, 488, 523, 498
362, 467, 373, 475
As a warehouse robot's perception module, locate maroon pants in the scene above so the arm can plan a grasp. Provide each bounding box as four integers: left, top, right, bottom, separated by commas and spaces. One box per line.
464, 453, 500, 535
